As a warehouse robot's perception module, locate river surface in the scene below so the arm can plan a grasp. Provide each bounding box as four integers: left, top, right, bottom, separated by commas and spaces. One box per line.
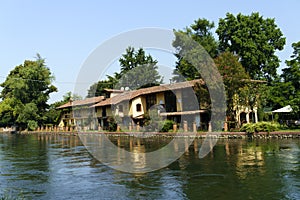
0, 133, 299, 200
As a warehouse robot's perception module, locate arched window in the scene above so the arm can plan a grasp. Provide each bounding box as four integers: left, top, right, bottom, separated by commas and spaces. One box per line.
136, 103, 142, 112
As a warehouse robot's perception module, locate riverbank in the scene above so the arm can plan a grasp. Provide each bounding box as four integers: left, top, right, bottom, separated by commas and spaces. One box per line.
2, 130, 300, 139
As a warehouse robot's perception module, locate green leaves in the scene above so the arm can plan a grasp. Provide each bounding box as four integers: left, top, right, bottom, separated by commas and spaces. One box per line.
87, 46, 163, 96
281, 41, 300, 116
172, 18, 218, 82
216, 12, 286, 80
214, 51, 250, 120
0, 54, 57, 129
118, 47, 162, 89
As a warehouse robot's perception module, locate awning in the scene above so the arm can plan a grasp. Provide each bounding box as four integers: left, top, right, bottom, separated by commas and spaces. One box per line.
159, 110, 207, 116
272, 105, 293, 113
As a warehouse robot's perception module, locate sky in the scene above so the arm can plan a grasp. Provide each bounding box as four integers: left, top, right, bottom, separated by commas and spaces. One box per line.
0, 0, 299, 103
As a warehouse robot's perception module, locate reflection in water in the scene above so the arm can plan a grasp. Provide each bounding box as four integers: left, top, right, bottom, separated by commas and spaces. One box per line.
0, 133, 299, 200
80, 134, 195, 173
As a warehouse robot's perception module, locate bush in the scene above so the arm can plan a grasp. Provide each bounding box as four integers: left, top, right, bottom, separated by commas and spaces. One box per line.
159, 120, 175, 132
27, 120, 38, 131
107, 116, 117, 131
240, 121, 280, 134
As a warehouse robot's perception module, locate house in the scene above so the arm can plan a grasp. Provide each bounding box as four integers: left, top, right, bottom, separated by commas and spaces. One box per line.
92, 79, 210, 131
56, 78, 262, 132
56, 96, 105, 130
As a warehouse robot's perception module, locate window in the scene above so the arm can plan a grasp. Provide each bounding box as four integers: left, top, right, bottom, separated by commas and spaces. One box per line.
136, 103, 142, 112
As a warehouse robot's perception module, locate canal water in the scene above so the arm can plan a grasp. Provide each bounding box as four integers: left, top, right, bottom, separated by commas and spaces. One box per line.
0, 133, 299, 200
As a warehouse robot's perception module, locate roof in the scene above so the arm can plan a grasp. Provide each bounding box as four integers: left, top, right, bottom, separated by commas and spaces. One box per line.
104, 89, 124, 93
93, 79, 204, 107
272, 105, 293, 113
57, 96, 105, 109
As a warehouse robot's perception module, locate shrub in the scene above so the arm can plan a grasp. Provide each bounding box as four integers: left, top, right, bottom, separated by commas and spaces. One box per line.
240, 121, 280, 133
27, 120, 38, 131
159, 120, 175, 132
107, 116, 117, 131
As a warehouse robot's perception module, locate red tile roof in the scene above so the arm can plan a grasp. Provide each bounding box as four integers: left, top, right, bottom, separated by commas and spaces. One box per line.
93, 79, 204, 107
57, 96, 105, 109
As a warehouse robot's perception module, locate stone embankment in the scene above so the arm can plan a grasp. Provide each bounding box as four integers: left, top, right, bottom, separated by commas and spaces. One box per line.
2, 130, 299, 139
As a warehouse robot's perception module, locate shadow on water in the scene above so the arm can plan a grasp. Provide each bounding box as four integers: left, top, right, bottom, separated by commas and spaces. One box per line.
0, 133, 299, 200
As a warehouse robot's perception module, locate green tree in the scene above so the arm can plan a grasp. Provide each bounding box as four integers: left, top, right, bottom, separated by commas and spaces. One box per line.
0, 54, 57, 129
117, 47, 162, 89
172, 18, 218, 82
171, 31, 226, 131
216, 12, 286, 80
87, 73, 121, 97
87, 47, 161, 96
282, 41, 300, 116
214, 51, 250, 122
267, 78, 292, 110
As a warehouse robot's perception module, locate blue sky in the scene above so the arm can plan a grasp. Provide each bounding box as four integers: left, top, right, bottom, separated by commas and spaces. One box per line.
0, 0, 299, 103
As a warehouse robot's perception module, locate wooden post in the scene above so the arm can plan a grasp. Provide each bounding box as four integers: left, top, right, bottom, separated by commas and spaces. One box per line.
208, 121, 212, 132
129, 122, 132, 131
224, 121, 228, 132
173, 124, 177, 132
193, 121, 197, 133
183, 121, 188, 132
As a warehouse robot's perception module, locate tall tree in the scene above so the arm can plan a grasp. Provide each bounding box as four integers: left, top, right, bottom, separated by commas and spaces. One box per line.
172, 18, 219, 82
216, 12, 286, 80
281, 41, 300, 115
214, 51, 250, 122
0, 54, 57, 129
117, 47, 162, 89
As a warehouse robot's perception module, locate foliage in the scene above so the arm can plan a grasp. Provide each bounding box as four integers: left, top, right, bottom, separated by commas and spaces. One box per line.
117, 47, 162, 90
87, 75, 119, 97
266, 41, 300, 117
172, 31, 226, 131
267, 78, 292, 110
216, 12, 286, 81
282, 41, 300, 116
240, 121, 280, 133
107, 116, 117, 131
159, 120, 175, 132
87, 47, 162, 97
0, 54, 57, 129
172, 18, 218, 82
214, 51, 250, 121
27, 120, 38, 131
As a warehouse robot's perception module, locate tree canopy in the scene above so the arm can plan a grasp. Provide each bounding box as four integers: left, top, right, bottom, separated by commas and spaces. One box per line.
172, 18, 218, 82
216, 12, 286, 80
214, 51, 250, 121
0, 54, 57, 129
281, 42, 300, 115
117, 47, 162, 89
87, 47, 162, 97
